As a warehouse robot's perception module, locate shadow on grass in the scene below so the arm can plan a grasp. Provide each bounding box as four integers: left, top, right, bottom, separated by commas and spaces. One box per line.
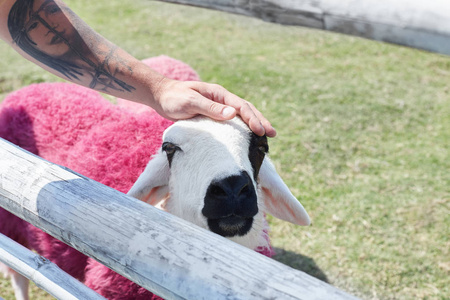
272, 247, 329, 283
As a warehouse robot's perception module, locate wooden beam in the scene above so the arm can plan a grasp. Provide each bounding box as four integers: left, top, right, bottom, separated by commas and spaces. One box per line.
0, 233, 106, 300
0, 138, 359, 299
155, 0, 450, 55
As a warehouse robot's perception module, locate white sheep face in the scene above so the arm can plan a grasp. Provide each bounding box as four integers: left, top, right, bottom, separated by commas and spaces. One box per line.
128, 117, 310, 250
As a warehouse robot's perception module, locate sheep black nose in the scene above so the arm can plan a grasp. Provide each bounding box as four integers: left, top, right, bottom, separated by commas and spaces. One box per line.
202, 171, 258, 237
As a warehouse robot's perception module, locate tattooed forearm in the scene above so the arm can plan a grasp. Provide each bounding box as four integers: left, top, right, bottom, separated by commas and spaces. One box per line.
89, 46, 135, 92
7, 0, 136, 93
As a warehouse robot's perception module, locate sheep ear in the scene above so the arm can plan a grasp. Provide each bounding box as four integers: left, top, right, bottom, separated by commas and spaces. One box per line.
127, 150, 170, 208
259, 157, 311, 226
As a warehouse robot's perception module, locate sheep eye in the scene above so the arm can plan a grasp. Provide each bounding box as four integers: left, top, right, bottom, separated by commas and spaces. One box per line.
162, 142, 181, 167
162, 142, 180, 155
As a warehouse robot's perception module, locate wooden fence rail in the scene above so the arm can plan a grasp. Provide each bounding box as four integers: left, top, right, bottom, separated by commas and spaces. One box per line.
0, 233, 106, 300
0, 138, 359, 299
156, 0, 450, 56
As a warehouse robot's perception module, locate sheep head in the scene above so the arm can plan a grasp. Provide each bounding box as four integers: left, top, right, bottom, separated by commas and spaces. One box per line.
128, 116, 310, 250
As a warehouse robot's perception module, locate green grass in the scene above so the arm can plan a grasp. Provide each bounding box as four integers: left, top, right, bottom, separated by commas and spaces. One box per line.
1, 0, 449, 299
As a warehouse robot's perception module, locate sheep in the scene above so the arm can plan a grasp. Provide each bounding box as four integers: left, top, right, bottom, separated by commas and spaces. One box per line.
0, 56, 310, 300
127, 116, 310, 249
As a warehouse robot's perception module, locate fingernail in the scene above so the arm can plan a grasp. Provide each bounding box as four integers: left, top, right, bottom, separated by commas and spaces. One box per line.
222, 107, 235, 118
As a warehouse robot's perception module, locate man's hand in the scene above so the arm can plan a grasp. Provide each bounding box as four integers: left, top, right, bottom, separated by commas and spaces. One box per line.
153, 78, 276, 137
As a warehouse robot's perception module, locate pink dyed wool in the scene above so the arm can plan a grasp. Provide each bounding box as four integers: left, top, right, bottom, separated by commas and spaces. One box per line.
0, 55, 273, 299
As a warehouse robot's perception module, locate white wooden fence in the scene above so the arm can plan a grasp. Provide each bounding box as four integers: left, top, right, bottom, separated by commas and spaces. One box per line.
0, 233, 106, 299
156, 0, 450, 56
0, 138, 359, 299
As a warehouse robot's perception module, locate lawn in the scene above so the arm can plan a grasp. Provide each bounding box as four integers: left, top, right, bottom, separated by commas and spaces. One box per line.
0, 0, 449, 299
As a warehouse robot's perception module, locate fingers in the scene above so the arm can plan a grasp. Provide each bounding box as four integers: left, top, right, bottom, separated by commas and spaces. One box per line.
236, 101, 266, 137
154, 79, 237, 121
192, 82, 276, 137
157, 81, 277, 137
239, 100, 277, 137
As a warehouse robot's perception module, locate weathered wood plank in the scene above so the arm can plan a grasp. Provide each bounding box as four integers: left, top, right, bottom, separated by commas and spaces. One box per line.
0, 138, 359, 299
155, 0, 450, 55
0, 233, 106, 300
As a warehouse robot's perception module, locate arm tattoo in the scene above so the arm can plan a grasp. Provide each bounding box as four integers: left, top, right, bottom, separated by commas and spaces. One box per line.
7, 0, 136, 93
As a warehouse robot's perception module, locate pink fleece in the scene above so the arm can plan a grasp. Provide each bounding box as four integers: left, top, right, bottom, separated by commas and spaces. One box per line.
0, 55, 273, 299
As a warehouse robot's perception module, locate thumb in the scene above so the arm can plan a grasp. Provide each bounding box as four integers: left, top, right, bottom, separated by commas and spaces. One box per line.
197, 98, 237, 120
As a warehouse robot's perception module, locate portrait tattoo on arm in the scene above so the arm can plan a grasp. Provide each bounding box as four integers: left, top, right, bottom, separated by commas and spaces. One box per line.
7, 0, 136, 93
